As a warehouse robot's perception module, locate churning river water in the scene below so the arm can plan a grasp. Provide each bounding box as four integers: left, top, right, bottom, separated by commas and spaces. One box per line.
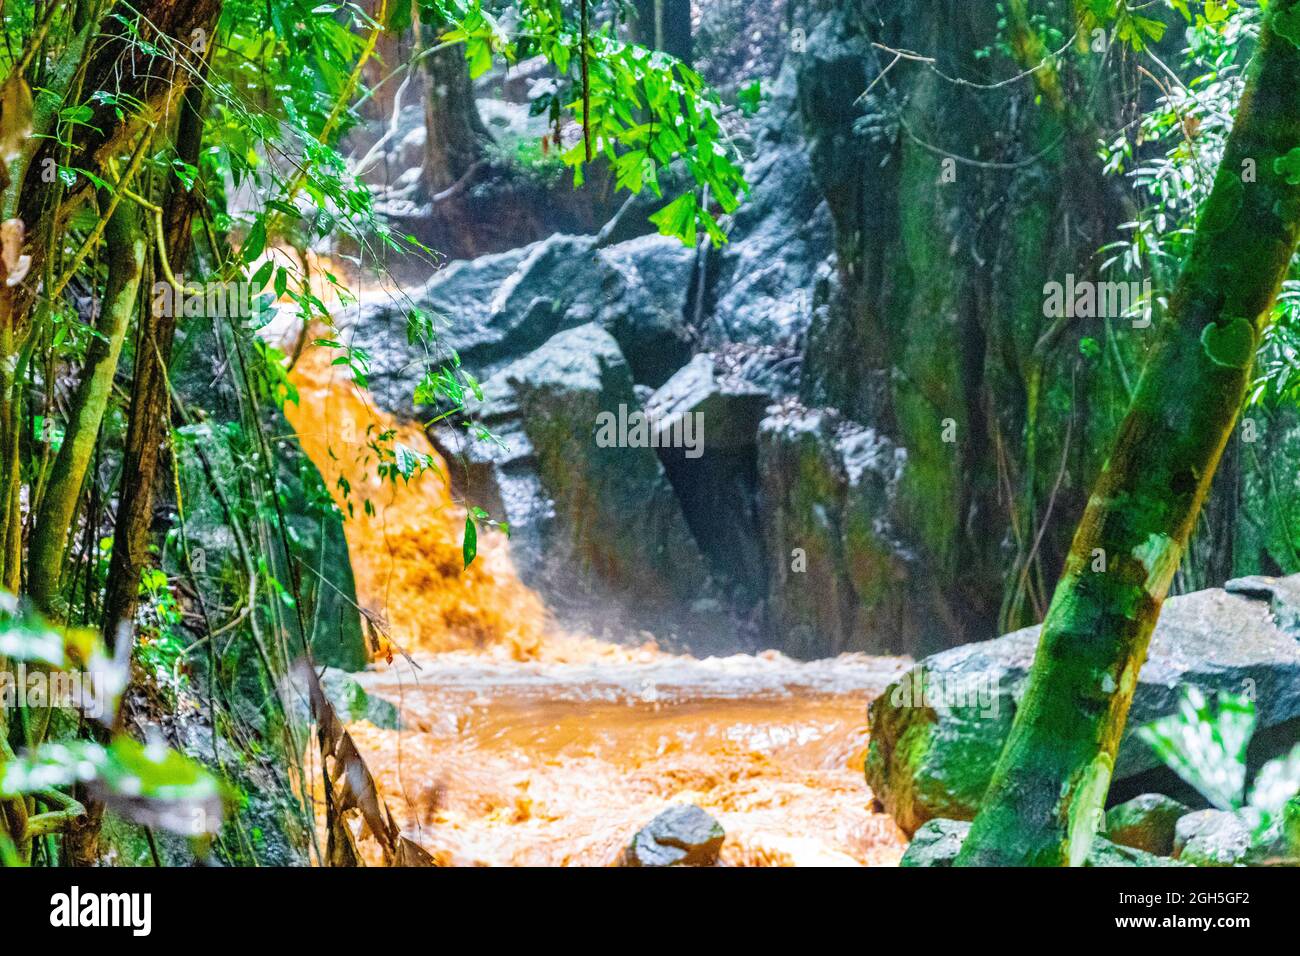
283, 329, 910, 866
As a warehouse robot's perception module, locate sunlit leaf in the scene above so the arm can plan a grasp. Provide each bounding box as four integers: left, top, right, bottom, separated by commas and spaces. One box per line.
1, 736, 227, 837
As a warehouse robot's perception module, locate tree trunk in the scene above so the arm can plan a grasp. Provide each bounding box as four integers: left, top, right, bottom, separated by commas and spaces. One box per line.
421, 36, 492, 193
956, 6, 1300, 866
28, 200, 146, 616
102, 82, 206, 638
630, 0, 692, 64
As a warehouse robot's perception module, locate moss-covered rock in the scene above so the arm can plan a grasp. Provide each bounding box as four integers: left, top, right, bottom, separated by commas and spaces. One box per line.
644, 353, 773, 602
1106, 794, 1191, 857
899, 818, 1186, 867
899, 818, 970, 867
1173, 810, 1254, 867
1086, 837, 1189, 868
867, 581, 1300, 835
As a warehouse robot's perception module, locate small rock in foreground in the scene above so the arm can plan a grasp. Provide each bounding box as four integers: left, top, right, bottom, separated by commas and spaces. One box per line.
899, 819, 970, 867
622, 805, 725, 867
1106, 794, 1191, 856
899, 818, 1188, 867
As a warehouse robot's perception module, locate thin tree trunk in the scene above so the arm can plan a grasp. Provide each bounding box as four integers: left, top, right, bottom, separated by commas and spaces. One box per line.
421, 32, 492, 193
0, 282, 22, 593
28, 200, 146, 616
102, 82, 206, 637
957, 7, 1300, 866
631, 0, 691, 63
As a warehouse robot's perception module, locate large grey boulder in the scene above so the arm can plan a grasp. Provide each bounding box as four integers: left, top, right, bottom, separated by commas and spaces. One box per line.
595, 234, 698, 386
644, 353, 773, 600
706, 63, 833, 348
866, 578, 1300, 836
436, 323, 708, 613
645, 353, 772, 452
349, 232, 696, 418
1173, 810, 1255, 867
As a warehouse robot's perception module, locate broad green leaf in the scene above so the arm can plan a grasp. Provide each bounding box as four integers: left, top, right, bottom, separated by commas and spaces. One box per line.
393, 442, 420, 480
1138, 687, 1255, 810
0, 735, 226, 837
1249, 743, 1300, 815
241, 219, 267, 264
1201, 318, 1256, 369
648, 191, 697, 246
463, 515, 478, 569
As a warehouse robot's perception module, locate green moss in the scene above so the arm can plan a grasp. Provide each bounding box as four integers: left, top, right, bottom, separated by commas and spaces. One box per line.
1275, 146, 1300, 185
1200, 173, 1244, 234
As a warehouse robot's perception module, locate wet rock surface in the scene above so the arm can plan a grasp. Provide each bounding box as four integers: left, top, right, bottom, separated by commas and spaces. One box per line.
433, 323, 711, 632
1173, 810, 1255, 867
866, 580, 1300, 835
899, 818, 969, 867
646, 354, 773, 601
337, 0, 1300, 666
757, 402, 937, 658
351, 232, 697, 418
622, 805, 726, 867
900, 818, 1188, 867
1105, 794, 1191, 857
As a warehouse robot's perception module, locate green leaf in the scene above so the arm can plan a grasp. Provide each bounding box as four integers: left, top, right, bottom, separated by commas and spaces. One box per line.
72, 167, 112, 192
467, 38, 494, 79
1201, 318, 1256, 369
1135, 15, 1167, 41
1274, 147, 1300, 185
251, 259, 275, 291
462, 514, 478, 569
1138, 687, 1255, 810
648, 192, 698, 246
393, 442, 420, 480
241, 219, 267, 264
1, 736, 227, 836
58, 104, 94, 125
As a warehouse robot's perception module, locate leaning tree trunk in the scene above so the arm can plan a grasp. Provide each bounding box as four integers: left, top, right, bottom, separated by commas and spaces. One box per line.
956, 5, 1300, 866
28, 200, 146, 616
